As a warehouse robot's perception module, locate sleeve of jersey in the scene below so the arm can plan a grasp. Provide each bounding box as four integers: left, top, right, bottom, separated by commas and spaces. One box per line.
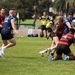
11, 17, 15, 21
65, 19, 69, 23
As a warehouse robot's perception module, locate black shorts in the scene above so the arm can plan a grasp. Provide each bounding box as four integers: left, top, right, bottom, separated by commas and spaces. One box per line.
47, 28, 52, 32
41, 25, 46, 30
50, 32, 62, 40
1, 30, 14, 40
56, 44, 71, 55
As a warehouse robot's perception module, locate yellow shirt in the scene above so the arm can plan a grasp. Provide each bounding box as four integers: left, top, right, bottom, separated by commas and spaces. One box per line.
46, 22, 52, 28
40, 16, 50, 25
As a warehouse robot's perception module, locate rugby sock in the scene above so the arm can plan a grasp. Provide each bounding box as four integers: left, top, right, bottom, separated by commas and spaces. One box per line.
1, 46, 7, 54
41, 50, 47, 53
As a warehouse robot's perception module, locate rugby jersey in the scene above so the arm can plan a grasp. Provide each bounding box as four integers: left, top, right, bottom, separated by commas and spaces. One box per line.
0, 14, 5, 27
58, 33, 75, 46
40, 16, 50, 25
53, 24, 64, 36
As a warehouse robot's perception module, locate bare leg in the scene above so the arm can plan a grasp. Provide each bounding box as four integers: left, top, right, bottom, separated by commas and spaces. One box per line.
50, 36, 59, 55
6, 38, 16, 48
1, 38, 16, 55
44, 30, 47, 37
39, 40, 55, 57
40, 30, 44, 37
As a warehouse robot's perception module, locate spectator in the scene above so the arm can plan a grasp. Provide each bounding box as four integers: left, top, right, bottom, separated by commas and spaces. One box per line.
39, 11, 51, 38
0, 8, 5, 33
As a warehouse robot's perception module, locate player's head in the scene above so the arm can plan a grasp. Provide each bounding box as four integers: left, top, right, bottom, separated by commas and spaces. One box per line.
56, 16, 64, 24
0, 8, 5, 14
43, 11, 47, 16
68, 10, 74, 18
9, 8, 16, 16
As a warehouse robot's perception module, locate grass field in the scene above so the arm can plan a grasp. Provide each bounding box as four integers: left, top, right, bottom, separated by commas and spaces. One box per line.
0, 36, 75, 75
20, 19, 41, 27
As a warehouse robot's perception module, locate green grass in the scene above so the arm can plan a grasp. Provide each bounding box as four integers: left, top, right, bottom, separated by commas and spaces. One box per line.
0, 36, 75, 75
20, 19, 41, 27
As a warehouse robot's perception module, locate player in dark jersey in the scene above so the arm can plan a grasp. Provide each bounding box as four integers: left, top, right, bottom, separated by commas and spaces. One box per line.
39, 16, 64, 57
0, 9, 18, 57
0, 8, 5, 33
64, 11, 75, 34
50, 28, 75, 61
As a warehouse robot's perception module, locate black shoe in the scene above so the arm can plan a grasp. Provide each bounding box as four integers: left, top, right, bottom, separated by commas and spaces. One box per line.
40, 34, 44, 38
46, 36, 49, 39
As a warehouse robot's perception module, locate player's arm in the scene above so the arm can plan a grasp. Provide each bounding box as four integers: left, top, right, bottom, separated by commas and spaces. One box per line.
53, 25, 58, 33
0, 24, 3, 28
66, 21, 71, 29
11, 19, 18, 34
48, 36, 59, 51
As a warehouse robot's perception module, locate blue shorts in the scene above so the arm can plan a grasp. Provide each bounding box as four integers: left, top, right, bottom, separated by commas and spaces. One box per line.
1, 30, 14, 40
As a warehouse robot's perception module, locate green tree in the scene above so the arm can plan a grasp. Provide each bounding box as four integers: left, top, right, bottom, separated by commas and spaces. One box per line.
54, 0, 66, 14
0, 0, 53, 19
38, 0, 52, 14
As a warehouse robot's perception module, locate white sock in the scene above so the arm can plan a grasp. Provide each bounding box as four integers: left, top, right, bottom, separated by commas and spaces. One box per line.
1, 46, 7, 54
47, 48, 52, 51
41, 50, 47, 54
67, 56, 69, 59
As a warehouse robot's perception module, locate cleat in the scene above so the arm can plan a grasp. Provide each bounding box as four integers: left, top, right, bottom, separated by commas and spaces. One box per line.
63, 55, 69, 60
46, 36, 49, 40
48, 55, 54, 62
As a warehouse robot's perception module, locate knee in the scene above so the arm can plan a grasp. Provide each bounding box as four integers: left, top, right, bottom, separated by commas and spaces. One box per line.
13, 41, 16, 46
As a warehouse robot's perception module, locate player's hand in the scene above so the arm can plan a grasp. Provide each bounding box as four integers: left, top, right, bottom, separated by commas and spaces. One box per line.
0, 24, 3, 28
11, 30, 18, 35
14, 30, 18, 34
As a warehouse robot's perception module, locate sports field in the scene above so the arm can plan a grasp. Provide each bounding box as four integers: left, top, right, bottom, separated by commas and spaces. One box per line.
0, 36, 75, 75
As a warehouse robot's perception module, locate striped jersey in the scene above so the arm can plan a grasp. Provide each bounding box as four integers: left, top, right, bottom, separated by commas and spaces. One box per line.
58, 33, 75, 46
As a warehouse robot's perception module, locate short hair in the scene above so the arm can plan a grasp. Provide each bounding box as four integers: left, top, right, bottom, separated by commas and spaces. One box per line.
10, 8, 16, 11
68, 10, 74, 16
56, 16, 64, 22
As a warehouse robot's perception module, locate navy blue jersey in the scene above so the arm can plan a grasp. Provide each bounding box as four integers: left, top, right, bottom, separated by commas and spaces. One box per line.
65, 17, 75, 24
2, 16, 15, 31
64, 17, 75, 34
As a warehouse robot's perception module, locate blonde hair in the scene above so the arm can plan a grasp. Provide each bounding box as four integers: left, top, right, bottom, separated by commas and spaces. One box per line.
56, 16, 64, 22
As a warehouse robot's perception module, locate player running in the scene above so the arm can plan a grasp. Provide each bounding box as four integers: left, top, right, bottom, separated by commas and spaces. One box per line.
0, 9, 18, 57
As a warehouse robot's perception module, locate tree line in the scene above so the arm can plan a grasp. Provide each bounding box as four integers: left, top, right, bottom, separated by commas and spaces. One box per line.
0, 0, 75, 20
